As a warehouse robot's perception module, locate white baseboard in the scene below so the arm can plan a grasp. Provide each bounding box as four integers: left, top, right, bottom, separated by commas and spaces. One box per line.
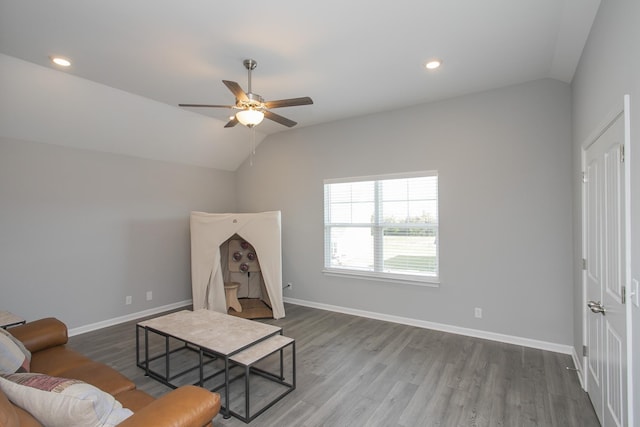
571, 347, 586, 390
68, 300, 192, 337
283, 297, 573, 355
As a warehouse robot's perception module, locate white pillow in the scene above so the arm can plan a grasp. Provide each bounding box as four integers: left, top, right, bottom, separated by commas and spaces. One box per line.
0, 373, 132, 427
0, 329, 30, 373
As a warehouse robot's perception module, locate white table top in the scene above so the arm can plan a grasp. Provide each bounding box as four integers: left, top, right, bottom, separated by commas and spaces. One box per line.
138, 309, 281, 356
230, 335, 294, 366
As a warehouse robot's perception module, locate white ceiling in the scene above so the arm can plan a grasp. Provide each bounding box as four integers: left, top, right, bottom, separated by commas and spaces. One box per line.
0, 0, 600, 170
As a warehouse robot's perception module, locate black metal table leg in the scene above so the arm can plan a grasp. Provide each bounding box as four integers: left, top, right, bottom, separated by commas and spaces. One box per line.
165, 335, 170, 381
144, 328, 150, 377
223, 356, 231, 419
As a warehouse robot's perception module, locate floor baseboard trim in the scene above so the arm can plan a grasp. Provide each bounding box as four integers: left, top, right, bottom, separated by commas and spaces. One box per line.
284, 297, 572, 355
571, 347, 586, 390
68, 300, 192, 337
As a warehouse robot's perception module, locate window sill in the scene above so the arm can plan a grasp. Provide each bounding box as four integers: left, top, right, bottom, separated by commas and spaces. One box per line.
322, 269, 440, 288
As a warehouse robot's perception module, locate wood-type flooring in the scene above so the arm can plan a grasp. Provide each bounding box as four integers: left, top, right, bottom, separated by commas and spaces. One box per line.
68, 303, 599, 427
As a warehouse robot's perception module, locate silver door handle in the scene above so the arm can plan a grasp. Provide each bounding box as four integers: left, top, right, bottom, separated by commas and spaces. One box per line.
587, 300, 606, 314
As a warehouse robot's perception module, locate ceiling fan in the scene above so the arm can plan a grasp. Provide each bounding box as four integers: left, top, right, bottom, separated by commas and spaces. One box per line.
179, 59, 313, 129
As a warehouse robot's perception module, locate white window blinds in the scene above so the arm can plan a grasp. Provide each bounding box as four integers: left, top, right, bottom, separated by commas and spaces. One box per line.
324, 171, 439, 284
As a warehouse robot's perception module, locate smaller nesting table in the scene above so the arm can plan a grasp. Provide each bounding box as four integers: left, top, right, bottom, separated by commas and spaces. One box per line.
230, 334, 295, 422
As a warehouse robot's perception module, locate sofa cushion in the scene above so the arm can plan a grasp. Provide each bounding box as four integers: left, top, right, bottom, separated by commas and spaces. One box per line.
0, 329, 31, 373
28, 345, 93, 376
114, 389, 156, 412
0, 373, 133, 427
57, 361, 135, 395
117, 386, 221, 427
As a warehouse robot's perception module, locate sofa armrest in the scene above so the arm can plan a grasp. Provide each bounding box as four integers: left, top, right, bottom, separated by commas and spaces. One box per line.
117, 386, 221, 427
8, 318, 68, 353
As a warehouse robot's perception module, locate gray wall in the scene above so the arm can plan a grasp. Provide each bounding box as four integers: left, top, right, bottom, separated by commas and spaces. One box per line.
0, 137, 236, 328
237, 78, 573, 345
571, 0, 640, 419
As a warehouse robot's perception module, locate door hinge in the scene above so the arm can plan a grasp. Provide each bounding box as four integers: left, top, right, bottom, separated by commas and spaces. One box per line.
582, 258, 587, 270
583, 345, 588, 357
622, 286, 626, 304
621, 144, 625, 163
581, 171, 587, 183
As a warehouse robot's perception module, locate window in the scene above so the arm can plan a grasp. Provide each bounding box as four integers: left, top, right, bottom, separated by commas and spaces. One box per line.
324, 171, 439, 284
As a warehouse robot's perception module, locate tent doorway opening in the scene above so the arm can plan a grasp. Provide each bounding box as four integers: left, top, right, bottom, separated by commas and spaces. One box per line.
190, 211, 285, 319
220, 234, 273, 319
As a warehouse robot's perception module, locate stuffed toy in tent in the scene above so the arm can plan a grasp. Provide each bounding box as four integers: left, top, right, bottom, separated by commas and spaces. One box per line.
190, 211, 285, 319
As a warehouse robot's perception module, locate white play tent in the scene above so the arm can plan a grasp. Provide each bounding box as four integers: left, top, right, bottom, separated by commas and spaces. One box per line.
190, 211, 285, 319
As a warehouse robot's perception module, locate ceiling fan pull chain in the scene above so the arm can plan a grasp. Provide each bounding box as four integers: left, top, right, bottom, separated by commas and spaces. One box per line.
249, 127, 256, 166
252, 127, 256, 155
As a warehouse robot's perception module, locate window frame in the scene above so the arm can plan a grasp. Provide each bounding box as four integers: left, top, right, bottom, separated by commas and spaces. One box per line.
323, 171, 440, 287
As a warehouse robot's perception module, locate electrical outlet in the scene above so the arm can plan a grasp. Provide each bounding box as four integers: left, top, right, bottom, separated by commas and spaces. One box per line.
146, 291, 153, 301
125, 296, 132, 305
474, 307, 482, 318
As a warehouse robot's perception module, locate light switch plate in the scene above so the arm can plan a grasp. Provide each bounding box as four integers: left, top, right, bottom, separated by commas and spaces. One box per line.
632, 278, 640, 307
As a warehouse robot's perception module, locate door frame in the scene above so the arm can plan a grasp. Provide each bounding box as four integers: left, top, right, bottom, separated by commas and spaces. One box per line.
580, 94, 633, 425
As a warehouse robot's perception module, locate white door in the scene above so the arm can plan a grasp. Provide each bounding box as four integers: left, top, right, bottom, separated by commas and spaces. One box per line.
584, 114, 627, 427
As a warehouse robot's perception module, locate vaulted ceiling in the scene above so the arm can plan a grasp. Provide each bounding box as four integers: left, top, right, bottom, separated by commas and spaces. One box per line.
0, 0, 600, 170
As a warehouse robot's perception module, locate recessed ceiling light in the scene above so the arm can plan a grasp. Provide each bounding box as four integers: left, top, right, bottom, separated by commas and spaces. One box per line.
50, 56, 71, 67
425, 59, 442, 70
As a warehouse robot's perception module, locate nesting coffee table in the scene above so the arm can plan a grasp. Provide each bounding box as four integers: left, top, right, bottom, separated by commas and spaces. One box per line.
136, 309, 295, 422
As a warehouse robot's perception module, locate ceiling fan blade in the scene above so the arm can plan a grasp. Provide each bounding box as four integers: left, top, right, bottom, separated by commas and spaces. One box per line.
264, 110, 297, 127
222, 80, 249, 102
264, 97, 313, 109
178, 103, 235, 108
224, 116, 239, 128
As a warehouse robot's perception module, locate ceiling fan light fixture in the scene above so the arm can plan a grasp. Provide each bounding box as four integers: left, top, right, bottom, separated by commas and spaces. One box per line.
236, 109, 264, 127
179, 59, 312, 129
425, 59, 442, 70
50, 56, 71, 67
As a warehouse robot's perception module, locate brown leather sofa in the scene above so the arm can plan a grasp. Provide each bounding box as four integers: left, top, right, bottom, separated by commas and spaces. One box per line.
0, 318, 221, 427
